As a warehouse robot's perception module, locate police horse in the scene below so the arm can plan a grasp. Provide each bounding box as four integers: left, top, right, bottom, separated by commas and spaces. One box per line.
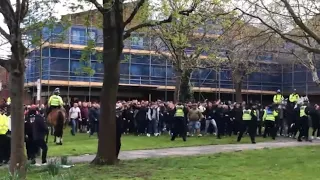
47, 108, 66, 145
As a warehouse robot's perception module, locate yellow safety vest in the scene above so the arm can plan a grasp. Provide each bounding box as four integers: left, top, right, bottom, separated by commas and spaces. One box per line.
0, 114, 9, 135
273, 94, 283, 104
175, 107, 184, 117
300, 106, 307, 117
263, 110, 277, 121
242, 109, 252, 120
49, 95, 61, 106
289, 94, 299, 103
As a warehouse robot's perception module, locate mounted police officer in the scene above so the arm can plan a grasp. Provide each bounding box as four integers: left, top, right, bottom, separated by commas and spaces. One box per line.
47, 88, 64, 116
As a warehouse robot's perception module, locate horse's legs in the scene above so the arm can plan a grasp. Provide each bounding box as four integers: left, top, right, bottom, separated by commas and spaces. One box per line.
50, 125, 54, 136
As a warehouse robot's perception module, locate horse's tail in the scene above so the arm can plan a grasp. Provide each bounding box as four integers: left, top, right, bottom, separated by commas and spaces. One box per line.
57, 111, 64, 126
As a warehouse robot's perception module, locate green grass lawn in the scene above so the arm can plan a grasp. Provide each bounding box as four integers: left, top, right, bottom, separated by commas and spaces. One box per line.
47, 129, 271, 157
1, 146, 319, 180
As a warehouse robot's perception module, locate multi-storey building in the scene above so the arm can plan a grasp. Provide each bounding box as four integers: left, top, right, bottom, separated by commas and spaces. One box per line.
24, 10, 319, 103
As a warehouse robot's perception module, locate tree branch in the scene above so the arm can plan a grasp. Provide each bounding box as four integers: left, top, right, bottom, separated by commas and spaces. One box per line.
124, 0, 146, 27
237, 8, 320, 54
0, 27, 10, 40
85, 0, 106, 13
20, 0, 29, 21
0, 58, 10, 71
280, 0, 320, 45
123, 4, 197, 39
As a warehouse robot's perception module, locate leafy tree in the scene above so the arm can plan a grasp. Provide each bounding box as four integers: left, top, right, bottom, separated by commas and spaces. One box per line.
213, 19, 280, 102
152, 0, 230, 102
0, 0, 67, 176
71, 0, 199, 165
236, 0, 320, 85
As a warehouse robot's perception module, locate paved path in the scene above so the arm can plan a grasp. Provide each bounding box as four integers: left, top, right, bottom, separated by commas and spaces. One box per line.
66, 139, 320, 164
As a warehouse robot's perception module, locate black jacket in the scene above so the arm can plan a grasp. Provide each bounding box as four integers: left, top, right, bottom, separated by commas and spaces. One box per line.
32, 115, 49, 141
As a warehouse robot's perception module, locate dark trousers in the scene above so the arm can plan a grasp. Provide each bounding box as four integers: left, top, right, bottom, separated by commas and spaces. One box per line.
0, 135, 10, 163
26, 138, 37, 160
216, 118, 224, 138
263, 120, 276, 139
237, 120, 256, 143
171, 117, 187, 141
225, 118, 233, 136
34, 139, 48, 163
90, 121, 99, 136
298, 116, 309, 141
116, 133, 121, 157
47, 105, 60, 116
312, 118, 320, 137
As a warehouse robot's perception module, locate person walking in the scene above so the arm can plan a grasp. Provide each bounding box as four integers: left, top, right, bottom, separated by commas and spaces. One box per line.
171, 103, 187, 141
31, 110, 49, 165
263, 106, 278, 140
237, 105, 256, 144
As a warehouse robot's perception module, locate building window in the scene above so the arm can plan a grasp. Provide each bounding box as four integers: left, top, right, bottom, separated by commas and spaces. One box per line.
71, 28, 85, 45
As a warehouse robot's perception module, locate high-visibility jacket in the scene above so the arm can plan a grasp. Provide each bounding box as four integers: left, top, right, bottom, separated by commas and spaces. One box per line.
263, 109, 278, 121
289, 93, 299, 103
0, 114, 9, 135
273, 94, 284, 104
48, 95, 63, 106
175, 106, 184, 117
242, 109, 252, 120
300, 106, 307, 117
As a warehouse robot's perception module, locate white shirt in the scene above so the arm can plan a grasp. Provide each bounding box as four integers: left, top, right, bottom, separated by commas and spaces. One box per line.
69, 107, 81, 119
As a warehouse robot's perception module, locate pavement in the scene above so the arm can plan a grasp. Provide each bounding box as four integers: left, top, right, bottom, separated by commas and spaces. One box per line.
65, 139, 320, 164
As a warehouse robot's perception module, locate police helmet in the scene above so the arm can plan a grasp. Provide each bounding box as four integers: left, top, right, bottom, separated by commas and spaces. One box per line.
53, 88, 60, 95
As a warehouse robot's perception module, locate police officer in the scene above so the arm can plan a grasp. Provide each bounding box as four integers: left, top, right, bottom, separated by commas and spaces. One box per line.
171, 103, 187, 141
289, 89, 300, 106
0, 108, 10, 165
237, 105, 256, 144
273, 89, 284, 105
297, 101, 310, 142
25, 109, 36, 162
31, 109, 49, 165
47, 88, 64, 116
263, 106, 278, 140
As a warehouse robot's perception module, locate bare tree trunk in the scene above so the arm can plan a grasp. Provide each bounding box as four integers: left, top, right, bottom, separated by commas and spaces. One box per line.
174, 70, 182, 103
91, 6, 123, 165
234, 81, 243, 103
179, 70, 193, 102
9, 63, 26, 176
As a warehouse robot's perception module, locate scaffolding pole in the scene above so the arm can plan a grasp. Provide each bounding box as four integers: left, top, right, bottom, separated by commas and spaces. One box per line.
67, 15, 71, 104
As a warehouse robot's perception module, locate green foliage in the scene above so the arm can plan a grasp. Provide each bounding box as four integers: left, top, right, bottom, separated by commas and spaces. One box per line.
23, 0, 70, 49
46, 159, 61, 176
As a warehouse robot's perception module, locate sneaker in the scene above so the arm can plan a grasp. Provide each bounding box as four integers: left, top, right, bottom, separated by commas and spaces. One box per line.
146, 133, 151, 137
198, 134, 202, 137
311, 136, 314, 140
316, 137, 320, 140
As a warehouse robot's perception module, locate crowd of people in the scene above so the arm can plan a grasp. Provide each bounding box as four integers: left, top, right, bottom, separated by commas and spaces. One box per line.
0, 88, 318, 166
